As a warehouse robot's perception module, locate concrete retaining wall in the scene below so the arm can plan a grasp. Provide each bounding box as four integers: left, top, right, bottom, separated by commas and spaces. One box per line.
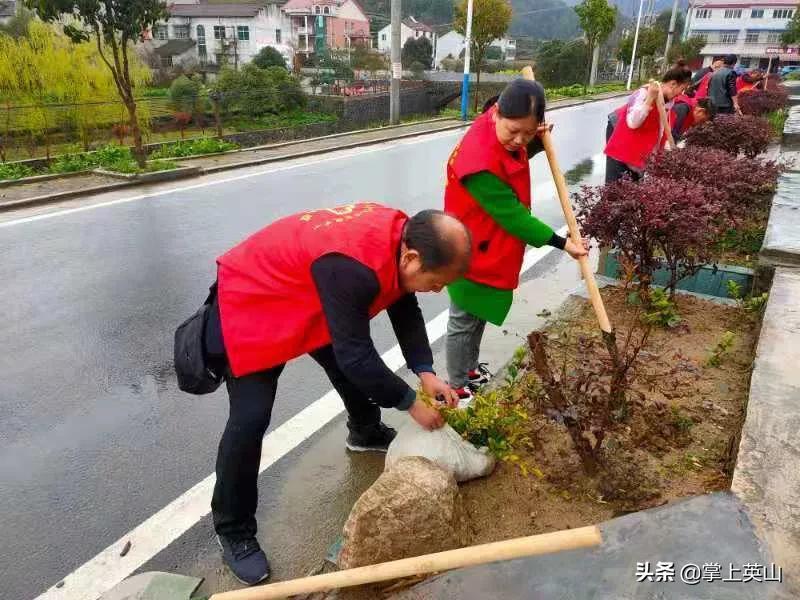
728, 103, 800, 596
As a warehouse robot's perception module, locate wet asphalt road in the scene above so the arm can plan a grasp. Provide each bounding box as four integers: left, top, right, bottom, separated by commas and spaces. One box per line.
0, 96, 619, 600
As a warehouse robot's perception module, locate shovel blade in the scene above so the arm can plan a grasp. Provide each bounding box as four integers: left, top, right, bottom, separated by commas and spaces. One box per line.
98, 571, 202, 600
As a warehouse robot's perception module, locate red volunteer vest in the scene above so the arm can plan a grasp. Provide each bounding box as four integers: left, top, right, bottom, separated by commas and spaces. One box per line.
696, 72, 712, 100
444, 108, 531, 290
736, 77, 756, 93
604, 89, 665, 170
217, 203, 407, 377
669, 94, 697, 134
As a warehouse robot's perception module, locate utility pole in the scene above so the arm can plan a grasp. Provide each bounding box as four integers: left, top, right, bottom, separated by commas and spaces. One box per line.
627, 0, 645, 90
390, 0, 401, 124
664, 0, 680, 63
683, 0, 694, 42
460, 0, 474, 120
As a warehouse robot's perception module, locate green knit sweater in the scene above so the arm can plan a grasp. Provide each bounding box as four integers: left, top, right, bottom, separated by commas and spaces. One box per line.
447, 171, 561, 325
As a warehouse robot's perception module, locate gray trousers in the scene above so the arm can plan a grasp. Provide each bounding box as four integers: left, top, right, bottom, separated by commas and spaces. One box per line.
446, 302, 487, 388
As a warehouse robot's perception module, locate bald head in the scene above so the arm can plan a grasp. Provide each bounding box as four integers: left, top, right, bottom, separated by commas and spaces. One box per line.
404, 210, 471, 273
399, 210, 471, 293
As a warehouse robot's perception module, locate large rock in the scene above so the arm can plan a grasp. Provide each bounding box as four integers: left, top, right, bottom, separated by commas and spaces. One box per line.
338, 456, 467, 569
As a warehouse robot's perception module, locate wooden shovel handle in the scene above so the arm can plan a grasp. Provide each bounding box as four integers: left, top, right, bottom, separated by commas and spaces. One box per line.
210, 526, 602, 600
521, 67, 613, 333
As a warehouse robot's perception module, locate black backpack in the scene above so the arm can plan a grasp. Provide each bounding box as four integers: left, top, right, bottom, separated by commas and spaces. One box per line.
174, 285, 223, 395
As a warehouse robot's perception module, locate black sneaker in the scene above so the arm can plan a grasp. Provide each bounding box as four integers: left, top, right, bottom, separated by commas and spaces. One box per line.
217, 535, 270, 586
346, 422, 397, 452
467, 363, 493, 391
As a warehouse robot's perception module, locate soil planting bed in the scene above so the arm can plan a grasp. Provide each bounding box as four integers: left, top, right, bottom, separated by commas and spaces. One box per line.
331, 287, 760, 599
461, 287, 758, 545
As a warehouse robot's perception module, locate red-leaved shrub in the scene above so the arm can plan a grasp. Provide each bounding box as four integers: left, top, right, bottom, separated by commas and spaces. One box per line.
173, 111, 192, 139
575, 176, 724, 295
112, 123, 130, 145
738, 87, 789, 116
685, 114, 772, 158
646, 146, 781, 220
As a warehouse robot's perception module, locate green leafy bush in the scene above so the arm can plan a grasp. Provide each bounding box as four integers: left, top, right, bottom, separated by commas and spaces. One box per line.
49, 152, 97, 173
169, 75, 203, 113
150, 138, 238, 159
0, 162, 35, 180
93, 145, 176, 174
441, 388, 533, 473
706, 331, 736, 367
252, 46, 288, 70
641, 288, 681, 328
140, 87, 169, 98
213, 64, 306, 117
726, 280, 769, 314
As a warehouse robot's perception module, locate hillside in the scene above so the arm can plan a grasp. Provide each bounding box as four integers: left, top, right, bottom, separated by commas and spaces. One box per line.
560, 0, 689, 17
360, 0, 582, 40
509, 0, 580, 40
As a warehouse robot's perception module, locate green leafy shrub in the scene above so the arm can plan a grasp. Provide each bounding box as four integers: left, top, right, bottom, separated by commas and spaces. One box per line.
140, 87, 169, 97
505, 346, 527, 387
94, 144, 133, 166
144, 160, 178, 173
715, 227, 765, 263
670, 406, 695, 434
726, 280, 769, 314
252, 46, 288, 70
49, 152, 97, 173
213, 64, 306, 117
150, 138, 238, 159
641, 288, 681, 328
0, 162, 35, 180
706, 331, 736, 367
93, 145, 176, 174
440, 389, 533, 472
169, 75, 203, 113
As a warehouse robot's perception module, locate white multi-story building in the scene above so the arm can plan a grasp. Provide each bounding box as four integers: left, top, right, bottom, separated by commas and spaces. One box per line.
686, 0, 799, 69
146, 0, 294, 72
377, 16, 437, 56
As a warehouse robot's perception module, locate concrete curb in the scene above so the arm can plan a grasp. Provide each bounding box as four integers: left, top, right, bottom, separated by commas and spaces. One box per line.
0, 180, 137, 211
198, 122, 468, 175
93, 165, 202, 182
0, 92, 629, 213
0, 169, 92, 189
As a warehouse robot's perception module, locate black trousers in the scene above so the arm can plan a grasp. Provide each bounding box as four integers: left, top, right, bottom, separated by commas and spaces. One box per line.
715, 105, 734, 114
204, 296, 381, 541
605, 156, 641, 184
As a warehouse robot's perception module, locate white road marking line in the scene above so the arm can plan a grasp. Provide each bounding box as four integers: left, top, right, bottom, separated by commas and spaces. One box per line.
1, 129, 465, 229
35, 226, 567, 600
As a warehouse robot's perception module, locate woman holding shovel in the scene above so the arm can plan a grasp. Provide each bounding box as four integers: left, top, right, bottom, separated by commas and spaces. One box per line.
443, 78, 588, 403
604, 61, 693, 183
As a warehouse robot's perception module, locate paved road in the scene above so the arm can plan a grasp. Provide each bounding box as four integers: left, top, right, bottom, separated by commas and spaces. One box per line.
0, 96, 619, 600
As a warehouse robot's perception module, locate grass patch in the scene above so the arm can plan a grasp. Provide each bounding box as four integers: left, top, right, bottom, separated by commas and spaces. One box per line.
149, 137, 238, 159
767, 108, 788, 137
139, 87, 170, 98
224, 111, 337, 132
0, 162, 35, 181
